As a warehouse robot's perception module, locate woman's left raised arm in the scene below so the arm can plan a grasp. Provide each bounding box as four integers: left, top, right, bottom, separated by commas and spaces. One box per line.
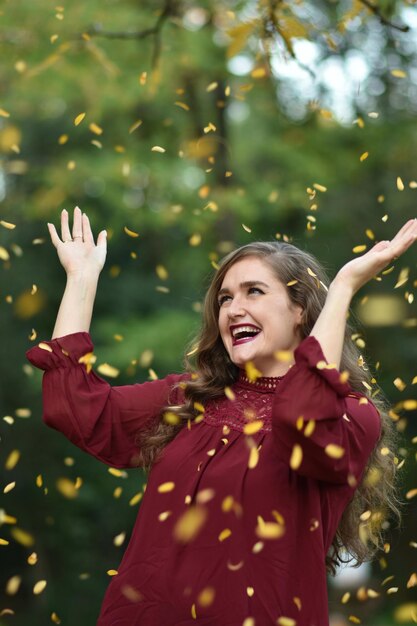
310, 218, 417, 368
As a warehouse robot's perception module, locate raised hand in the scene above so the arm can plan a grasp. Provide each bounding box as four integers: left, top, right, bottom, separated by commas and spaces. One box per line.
310, 219, 417, 367
333, 219, 417, 295
47, 206, 107, 277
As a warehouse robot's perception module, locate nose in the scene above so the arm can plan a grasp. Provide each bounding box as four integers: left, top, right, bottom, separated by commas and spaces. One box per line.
227, 295, 246, 319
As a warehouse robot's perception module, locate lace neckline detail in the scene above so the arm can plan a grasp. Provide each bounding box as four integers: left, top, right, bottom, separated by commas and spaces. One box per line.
236, 369, 284, 391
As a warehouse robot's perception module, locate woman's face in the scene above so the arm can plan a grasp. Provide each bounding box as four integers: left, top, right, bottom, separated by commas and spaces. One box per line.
218, 256, 304, 377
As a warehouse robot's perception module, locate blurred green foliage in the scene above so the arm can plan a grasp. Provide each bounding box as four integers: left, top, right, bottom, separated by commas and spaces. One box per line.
1, 1, 417, 624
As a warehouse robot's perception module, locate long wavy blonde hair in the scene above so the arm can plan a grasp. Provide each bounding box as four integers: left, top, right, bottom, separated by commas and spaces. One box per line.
136, 241, 401, 573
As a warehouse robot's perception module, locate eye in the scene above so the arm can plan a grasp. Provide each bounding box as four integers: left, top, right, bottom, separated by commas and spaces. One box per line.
248, 286, 264, 295
218, 294, 231, 306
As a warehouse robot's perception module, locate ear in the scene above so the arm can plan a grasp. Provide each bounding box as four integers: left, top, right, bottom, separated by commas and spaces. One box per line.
294, 304, 304, 326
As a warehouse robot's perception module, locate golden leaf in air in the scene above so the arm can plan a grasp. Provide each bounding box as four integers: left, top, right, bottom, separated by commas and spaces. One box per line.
0, 220, 16, 230
129, 120, 143, 134
391, 69, 407, 78
248, 446, 259, 469
173, 505, 208, 542
56, 477, 78, 499
5, 450, 20, 470
124, 226, 139, 238
74, 112, 86, 126
325, 444, 345, 459
218, 528, 232, 542
78, 352, 97, 374
277, 618, 296, 626
33, 580, 47, 595
289, 444, 303, 470
243, 420, 264, 435
255, 517, 285, 540
97, 363, 120, 378
158, 481, 175, 493
10, 527, 34, 547
245, 361, 262, 382
198, 586, 215, 607
89, 122, 103, 135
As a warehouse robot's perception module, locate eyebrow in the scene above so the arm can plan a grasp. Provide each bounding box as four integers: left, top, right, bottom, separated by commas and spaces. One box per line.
217, 280, 270, 297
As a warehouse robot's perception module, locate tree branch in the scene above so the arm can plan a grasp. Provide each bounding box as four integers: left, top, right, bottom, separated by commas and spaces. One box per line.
84, 0, 177, 67
359, 0, 409, 32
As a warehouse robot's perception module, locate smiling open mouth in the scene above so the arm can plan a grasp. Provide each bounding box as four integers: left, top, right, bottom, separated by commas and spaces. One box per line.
231, 325, 261, 346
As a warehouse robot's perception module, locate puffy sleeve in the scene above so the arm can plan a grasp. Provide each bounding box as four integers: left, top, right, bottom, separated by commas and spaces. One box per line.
272, 335, 381, 486
26, 332, 187, 469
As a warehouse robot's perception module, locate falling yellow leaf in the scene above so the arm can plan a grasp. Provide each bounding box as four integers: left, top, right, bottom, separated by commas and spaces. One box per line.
74, 112, 86, 126
5, 450, 20, 470
277, 618, 296, 626
156, 265, 169, 280
0, 246, 10, 261
56, 477, 78, 499
218, 528, 232, 542
11, 528, 34, 547
0, 221, 16, 230
391, 69, 407, 78
97, 363, 120, 378
290, 444, 303, 470
251, 67, 267, 79
174, 101, 190, 111
248, 446, 259, 469
397, 177, 404, 191
89, 122, 103, 135
274, 350, 293, 362
245, 361, 262, 382
395, 267, 409, 289
173, 505, 208, 542
33, 580, 47, 595
123, 226, 139, 238
360, 152, 369, 162
6, 575, 21, 594
197, 587, 215, 607
353, 245, 367, 253
243, 420, 264, 435
151, 146, 166, 153
325, 444, 345, 459
158, 481, 175, 493
242, 223, 252, 233
255, 516, 285, 539
129, 120, 142, 134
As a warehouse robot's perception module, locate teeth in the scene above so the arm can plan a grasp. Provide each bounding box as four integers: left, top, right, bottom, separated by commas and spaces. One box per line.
231, 326, 261, 338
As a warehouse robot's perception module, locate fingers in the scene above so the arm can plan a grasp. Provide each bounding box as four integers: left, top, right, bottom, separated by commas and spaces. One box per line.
47, 222, 62, 248
82, 212, 95, 245
391, 218, 417, 245
96, 230, 107, 249
72, 206, 83, 240
61, 209, 72, 242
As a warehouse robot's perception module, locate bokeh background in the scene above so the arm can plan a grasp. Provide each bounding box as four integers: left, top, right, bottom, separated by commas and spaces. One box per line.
1, 1, 417, 624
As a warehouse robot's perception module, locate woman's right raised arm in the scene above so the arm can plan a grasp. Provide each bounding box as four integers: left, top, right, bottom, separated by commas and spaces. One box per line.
47, 206, 107, 339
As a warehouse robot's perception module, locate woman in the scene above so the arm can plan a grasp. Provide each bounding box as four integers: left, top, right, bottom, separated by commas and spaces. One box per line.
26, 207, 416, 626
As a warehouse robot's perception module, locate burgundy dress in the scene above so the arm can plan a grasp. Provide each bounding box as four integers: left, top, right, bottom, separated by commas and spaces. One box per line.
26, 333, 381, 626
